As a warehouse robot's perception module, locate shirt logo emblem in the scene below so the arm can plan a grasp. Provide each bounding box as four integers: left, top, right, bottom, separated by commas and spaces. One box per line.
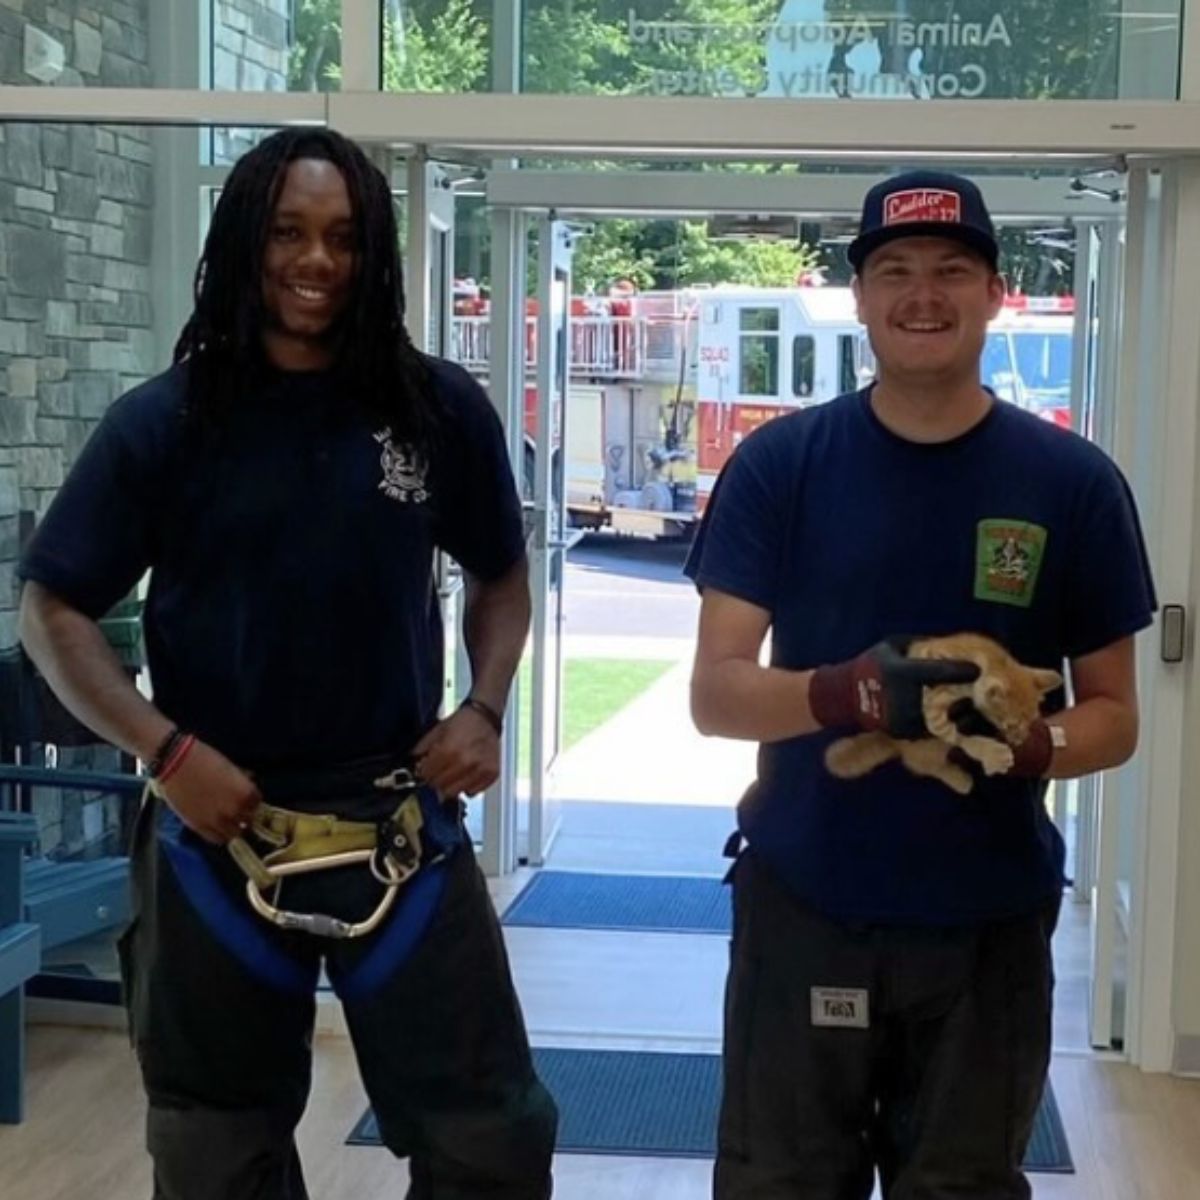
374, 428, 429, 504
974, 519, 1048, 608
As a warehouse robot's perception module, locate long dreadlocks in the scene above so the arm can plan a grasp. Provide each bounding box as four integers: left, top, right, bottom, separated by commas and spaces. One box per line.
174, 128, 437, 449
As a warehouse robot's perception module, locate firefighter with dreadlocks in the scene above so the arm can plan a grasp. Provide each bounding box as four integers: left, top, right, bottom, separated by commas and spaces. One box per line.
17, 129, 557, 1199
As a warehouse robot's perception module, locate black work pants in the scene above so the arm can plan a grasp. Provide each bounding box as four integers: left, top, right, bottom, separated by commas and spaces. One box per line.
715, 852, 1059, 1200
119, 798, 557, 1200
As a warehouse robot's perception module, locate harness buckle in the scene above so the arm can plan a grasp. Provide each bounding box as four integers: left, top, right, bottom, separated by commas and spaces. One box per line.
374, 767, 418, 791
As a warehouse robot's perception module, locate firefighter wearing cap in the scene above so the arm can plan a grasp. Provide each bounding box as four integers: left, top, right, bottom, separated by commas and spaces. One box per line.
687, 170, 1156, 1199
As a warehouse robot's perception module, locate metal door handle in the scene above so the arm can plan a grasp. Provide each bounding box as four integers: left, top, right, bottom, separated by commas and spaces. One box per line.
1161, 604, 1186, 663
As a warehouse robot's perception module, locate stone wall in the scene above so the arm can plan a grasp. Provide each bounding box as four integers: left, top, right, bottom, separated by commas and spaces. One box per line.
1, 0, 156, 657
0, 0, 155, 860
0, 0, 151, 89
0, 0, 299, 647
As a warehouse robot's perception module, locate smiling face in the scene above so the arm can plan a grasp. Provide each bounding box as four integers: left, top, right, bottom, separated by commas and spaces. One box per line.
260, 157, 358, 371
853, 236, 1005, 390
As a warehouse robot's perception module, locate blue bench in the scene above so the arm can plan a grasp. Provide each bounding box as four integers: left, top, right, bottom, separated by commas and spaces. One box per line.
1, 812, 41, 1124
0, 766, 143, 955
24, 857, 131, 952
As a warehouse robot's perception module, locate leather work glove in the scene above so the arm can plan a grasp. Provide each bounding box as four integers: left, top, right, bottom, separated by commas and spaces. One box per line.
809, 636, 981, 740
948, 699, 1055, 779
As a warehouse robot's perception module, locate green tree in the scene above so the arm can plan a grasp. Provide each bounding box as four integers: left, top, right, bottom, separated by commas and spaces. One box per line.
288, 0, 341, 91
654, 221, 819, 287
521, 0, 779, 96
566, 218, 821, 292
288, 0, 491, 93
384, 0, 490, 92
523, 3, 631, 94
570, 220, 661, 291
822, 0, 1120, 100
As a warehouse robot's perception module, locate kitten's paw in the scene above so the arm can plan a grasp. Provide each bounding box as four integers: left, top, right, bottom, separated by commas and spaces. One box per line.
941, 766, 975, 795
824, 732, 897, 779
974, 741, 1015, 775
824, 738, 863, 777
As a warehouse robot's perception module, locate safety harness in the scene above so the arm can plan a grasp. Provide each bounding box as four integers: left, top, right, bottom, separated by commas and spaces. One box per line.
222, 766, 431, 939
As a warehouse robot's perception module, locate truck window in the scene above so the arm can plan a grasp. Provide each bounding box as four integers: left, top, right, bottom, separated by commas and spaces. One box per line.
739, 306, 780, 397
1012, 331, 1072, 396
981, 332, 1018, 403
838, 335, 860, 393
792, 336, 816, 398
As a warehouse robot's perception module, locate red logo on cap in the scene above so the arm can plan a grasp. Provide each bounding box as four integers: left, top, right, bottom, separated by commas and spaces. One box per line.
884, 188, 962, 227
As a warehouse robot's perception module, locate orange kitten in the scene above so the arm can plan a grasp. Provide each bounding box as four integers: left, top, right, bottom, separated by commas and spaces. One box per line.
824, 633, 1063, 796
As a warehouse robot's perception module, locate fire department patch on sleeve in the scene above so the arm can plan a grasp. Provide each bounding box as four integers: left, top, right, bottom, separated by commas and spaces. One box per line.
974, 519, 1048, 608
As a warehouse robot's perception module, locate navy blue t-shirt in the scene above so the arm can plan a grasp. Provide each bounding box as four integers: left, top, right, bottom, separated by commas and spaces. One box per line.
685, 388, 1157, 924
18, 357, 525, 771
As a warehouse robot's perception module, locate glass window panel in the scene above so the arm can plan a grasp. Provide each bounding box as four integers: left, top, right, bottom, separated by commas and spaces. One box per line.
792, 333, 815, 397
0, 0, 154, 87
382, 0, 493, 92
981, 329, 1017, 402
838, 332, 859, 392
518, 1, 1184, 102
0, 1, 1184, 97
210, 124, 282, 165
739, 307, 780, 395
740, 305, 780, 332
211, 0, 337, 93
739, 336, 778, 395
1012, 329, 1072, 396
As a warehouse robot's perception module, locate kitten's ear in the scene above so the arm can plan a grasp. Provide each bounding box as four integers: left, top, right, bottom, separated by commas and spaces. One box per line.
1031, 668, 1064, 694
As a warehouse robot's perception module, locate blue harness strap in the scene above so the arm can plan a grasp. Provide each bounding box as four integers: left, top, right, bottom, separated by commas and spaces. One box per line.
158, 815, 318, 995
159, 804, 450, 1000
327, 858, 450, 1003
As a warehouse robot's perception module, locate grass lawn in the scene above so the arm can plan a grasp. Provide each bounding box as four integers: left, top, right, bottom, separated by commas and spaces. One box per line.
517, 657, 674, 777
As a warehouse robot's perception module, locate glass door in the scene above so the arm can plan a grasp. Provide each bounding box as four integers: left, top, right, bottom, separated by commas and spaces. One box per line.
526, 217, 574, 865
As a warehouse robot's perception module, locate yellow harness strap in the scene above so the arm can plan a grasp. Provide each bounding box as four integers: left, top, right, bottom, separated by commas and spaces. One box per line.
227, 795, 426, 938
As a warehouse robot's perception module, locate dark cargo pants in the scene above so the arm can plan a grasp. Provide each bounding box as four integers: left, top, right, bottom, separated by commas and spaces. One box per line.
715, 851, 1059, 1200
119, 796, 556, 1200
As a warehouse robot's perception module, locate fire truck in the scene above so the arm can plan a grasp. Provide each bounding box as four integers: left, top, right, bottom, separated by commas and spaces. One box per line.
452, 287, 1075, 538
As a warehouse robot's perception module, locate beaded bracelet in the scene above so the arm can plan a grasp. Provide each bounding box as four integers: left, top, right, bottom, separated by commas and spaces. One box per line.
460, 696, 503, 736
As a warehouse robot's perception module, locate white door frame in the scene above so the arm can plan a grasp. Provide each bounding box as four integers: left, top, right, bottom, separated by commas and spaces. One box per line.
1073, 215, 1129, 1050
405, 155, 455, 358
477, 204, 528, 878
3, 88, 1200, 160
526, 217, 575, 866
1119, 161, 1200, 1073
485, 169, 1127, 221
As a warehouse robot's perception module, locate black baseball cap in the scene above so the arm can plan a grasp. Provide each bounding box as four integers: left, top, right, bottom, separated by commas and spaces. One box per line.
848, 170, 999, 272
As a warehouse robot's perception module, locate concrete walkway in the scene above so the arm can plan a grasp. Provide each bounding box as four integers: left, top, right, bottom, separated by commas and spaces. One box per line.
549, 654, 757, 810
533, 632, 757, 873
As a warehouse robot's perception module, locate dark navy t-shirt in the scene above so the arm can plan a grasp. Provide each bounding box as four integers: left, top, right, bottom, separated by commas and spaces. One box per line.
685, 388, 1157, 925
18, 357, 525, 771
